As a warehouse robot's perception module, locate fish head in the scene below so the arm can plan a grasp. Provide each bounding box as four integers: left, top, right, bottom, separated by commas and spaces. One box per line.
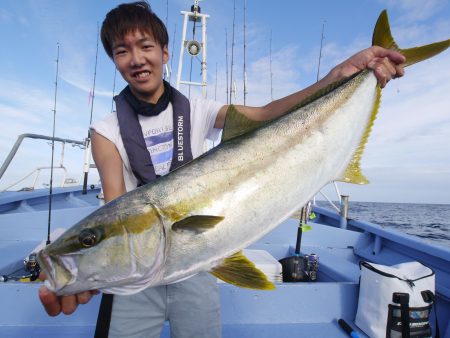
37, 202, 166, 295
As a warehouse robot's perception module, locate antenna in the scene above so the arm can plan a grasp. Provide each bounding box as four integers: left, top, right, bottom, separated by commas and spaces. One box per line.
243, 0, 247, 105
229, 0, 236, 104
46, 42, 60, 245
316, 21, 325, 82
82, 23, 99, 195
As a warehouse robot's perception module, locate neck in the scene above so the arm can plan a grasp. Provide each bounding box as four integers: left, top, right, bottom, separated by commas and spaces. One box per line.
131, 81, 165, 104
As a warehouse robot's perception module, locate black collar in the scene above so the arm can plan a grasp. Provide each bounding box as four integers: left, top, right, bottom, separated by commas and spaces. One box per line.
121, 80, 172, 117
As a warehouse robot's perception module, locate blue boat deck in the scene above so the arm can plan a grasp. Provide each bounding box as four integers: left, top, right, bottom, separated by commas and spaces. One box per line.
0, 224, 366, 337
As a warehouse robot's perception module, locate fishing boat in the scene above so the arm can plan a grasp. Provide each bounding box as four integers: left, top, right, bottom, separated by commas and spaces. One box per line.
1, 2, 449, 338
1, 154, 449, 337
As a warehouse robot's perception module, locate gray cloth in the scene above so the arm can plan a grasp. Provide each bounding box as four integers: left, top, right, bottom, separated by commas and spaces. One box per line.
108, 272, 221, 338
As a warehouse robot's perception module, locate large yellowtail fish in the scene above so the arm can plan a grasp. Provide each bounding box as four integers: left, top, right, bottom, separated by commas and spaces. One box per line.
38, 11, 449, 295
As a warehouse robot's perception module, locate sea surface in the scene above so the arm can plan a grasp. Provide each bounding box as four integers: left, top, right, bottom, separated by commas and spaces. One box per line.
317, 201, 450, 249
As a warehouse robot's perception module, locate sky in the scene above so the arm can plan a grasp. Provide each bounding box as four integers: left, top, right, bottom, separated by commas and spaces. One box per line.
0, 0, 449, 204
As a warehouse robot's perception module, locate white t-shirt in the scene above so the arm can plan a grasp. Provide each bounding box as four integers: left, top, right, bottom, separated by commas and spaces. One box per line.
91, 98, 224, 192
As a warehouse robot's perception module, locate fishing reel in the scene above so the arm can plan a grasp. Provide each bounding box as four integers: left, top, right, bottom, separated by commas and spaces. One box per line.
280, 253, 319, 282
279, 201, 320, 282
303, 253, 319, 281
0, 253, 41, 283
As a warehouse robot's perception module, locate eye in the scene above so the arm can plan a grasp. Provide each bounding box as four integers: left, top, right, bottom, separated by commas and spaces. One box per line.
113, 48, 127, 57
78, 229, 98, 248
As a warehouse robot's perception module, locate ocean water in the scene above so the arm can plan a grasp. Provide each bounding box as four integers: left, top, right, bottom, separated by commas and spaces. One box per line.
317, 201, 450, 249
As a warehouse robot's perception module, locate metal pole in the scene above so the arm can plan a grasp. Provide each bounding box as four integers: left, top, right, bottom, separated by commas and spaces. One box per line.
339, 194, 349, 229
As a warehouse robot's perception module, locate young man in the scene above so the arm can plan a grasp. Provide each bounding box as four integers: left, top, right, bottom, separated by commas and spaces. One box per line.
39, 2, 405, 337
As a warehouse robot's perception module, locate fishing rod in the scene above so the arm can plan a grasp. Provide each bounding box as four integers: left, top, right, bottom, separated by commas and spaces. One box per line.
82, 23, 100, 195
243, 0, 247, 105
169, 24, 177, 84
46, 42, 60, 246
214, 62, 218, 100
225, 28, 229, 104
316, 21, 325, 82
269, 30, 273, 101
229, 0, 236, 104
111, 68, 117, 114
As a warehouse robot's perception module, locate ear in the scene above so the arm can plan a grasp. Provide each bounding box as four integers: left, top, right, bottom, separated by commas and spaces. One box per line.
163, 45, 169, 65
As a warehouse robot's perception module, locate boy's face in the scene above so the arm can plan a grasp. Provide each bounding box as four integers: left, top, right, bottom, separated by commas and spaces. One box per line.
112, 30, 169, 103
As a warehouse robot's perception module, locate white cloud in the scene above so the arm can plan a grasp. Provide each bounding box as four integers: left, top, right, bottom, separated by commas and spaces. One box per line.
387, 0, 445, 22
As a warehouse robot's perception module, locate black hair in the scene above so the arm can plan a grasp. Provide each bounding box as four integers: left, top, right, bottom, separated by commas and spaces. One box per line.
101, 1, 169, 58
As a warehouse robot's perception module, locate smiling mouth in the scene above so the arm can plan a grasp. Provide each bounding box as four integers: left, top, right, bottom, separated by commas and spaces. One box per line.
134, 71, 151, 79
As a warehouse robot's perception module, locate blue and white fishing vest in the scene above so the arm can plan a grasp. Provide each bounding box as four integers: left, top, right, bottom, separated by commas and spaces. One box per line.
114, 85, 193, 186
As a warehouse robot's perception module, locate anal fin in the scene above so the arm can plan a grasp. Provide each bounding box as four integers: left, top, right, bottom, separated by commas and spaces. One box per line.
210, 251, 275, 290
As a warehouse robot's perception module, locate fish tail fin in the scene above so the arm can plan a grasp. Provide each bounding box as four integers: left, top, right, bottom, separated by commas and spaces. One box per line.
372, 10, 450, 67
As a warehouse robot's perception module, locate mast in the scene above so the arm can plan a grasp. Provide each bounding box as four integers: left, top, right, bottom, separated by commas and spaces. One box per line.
175, 0, 209, 99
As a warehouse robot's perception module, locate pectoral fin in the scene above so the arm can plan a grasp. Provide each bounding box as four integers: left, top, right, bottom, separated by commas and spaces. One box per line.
172, 215, 224, 233
210, 251, 275, 290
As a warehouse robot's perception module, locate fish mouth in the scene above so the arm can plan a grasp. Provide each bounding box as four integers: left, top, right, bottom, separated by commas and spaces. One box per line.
37, 250, 77, 293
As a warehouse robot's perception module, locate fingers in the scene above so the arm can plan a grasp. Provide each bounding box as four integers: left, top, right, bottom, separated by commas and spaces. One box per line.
368, 56, 405, 88
39, 285, 62, 316
61, 294, 79, 315
371, 46, 406, 64
76, 290, 94, 305
39, 285, 99, 316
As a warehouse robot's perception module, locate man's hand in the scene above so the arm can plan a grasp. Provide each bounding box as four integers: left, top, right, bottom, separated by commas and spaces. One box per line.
329, 46, 406, 88
38, 272, 99, 316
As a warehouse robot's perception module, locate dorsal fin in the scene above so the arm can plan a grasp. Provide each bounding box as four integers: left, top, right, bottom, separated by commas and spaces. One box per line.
221, 74, 362, 143
221, 105, 268, 142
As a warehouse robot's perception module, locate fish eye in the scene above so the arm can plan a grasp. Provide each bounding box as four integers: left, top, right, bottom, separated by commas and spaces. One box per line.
79, 229, 98, 248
